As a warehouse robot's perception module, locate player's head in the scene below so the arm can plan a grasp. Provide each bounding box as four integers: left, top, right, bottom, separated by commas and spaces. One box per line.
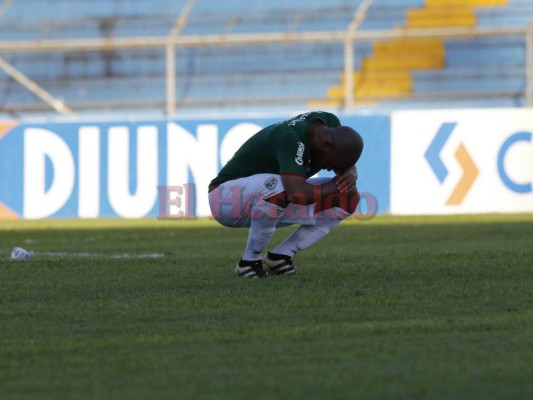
311, 125, 363, 171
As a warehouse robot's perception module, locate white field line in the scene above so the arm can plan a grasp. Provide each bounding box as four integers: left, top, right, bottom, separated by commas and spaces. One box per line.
33, 252, 167, 259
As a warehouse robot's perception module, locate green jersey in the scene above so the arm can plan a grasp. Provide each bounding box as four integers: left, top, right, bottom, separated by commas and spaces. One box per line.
210, 111, 341, 188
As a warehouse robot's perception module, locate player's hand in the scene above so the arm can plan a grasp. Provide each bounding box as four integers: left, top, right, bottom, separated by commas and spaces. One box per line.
334, 166, 358, 193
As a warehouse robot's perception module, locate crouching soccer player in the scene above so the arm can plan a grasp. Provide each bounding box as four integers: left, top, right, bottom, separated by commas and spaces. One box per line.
208, 111, 363, 278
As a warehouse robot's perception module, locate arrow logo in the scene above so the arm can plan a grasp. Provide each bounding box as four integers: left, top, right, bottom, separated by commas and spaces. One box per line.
425, 122, 479, 205
425, 122, 455, 183
446, 143, 479, 205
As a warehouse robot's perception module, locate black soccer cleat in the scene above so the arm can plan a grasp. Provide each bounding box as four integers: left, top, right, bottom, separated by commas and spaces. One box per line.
235, 259, 268, 278
262, 252, 297, 276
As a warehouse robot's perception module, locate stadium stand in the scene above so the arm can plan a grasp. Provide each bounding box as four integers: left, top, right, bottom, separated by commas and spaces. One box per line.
0, 0, 532, 116
320, 0, 529, 109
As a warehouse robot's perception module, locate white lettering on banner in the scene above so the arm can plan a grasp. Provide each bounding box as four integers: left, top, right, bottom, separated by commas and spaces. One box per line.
23, 128, 75, 219
17, 121, 284, 219
219, 123, 261, 166
108, 126, 158, 218
78, 127, 100, 218
167, 122, 218, 217
391, 109, 533, 215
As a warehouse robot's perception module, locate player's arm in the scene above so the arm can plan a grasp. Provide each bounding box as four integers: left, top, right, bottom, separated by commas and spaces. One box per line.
277, 174, 359, 214
280, 174, 340, 206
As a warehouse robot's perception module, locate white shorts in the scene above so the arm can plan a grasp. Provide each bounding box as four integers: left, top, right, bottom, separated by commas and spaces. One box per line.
208, 174, 333, 228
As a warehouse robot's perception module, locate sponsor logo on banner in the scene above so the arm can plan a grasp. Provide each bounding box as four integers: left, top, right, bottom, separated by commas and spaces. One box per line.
424, 122, 479, 205
391, 109, 533, 214
0, 120, 262, 219
0, 115, 391, 219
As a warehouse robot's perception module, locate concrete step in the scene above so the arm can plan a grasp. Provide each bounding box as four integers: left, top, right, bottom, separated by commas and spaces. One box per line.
362, 55, 445, 70
407, 7, 476, 27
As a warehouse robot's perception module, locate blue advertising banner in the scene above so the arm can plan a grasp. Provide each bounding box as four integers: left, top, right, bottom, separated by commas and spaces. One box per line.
0, 114, 391, 219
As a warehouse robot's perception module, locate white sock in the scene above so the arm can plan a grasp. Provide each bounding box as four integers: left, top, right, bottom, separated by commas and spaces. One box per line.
271, 207, 350, 257
242, 199, 285, 261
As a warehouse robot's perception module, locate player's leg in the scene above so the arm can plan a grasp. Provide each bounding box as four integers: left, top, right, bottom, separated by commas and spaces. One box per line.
209, 174, 286, 278
263, 178, 360, 275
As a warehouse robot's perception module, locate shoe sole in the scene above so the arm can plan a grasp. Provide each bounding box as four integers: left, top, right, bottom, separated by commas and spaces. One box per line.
262, 260, 297, 276
235, 264, 267, 278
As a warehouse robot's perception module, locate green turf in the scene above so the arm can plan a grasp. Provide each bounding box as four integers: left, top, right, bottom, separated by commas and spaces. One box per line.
1, 215, 532, 399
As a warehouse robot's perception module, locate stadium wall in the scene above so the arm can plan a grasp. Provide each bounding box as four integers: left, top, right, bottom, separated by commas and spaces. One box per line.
0, 109, 531, 220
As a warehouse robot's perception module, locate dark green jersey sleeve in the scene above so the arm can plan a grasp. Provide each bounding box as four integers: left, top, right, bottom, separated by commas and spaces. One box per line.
286, 111, 341, 131
276, 132, 308, 177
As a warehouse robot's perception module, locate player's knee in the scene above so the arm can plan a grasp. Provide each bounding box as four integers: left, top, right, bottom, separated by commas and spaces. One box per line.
314, 190, 359, 215
340, 191, 360, 215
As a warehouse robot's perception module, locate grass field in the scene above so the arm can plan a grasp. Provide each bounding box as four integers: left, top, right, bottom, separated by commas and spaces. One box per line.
1, 214, 532, 399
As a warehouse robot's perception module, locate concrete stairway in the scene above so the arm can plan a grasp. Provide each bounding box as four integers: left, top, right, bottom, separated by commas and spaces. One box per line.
311, 0, 509, 108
